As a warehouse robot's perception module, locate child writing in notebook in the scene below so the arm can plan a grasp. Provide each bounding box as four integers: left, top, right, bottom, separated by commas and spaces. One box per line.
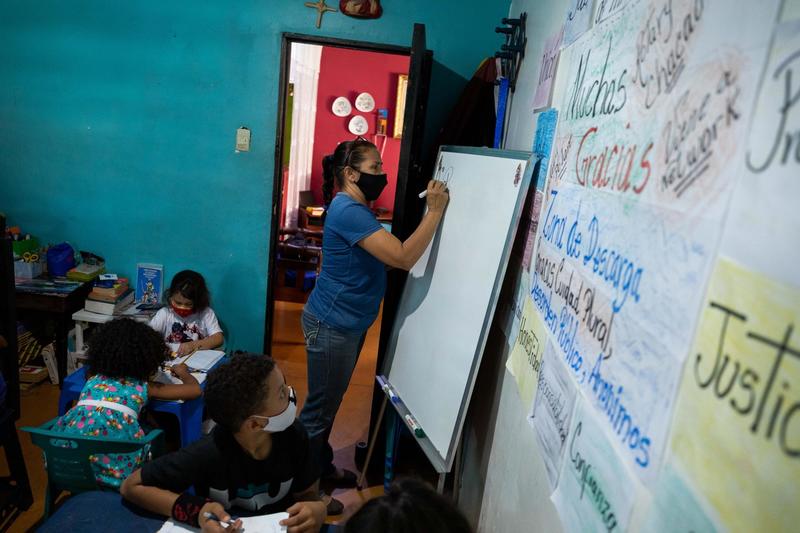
122, 353, 326, 533
53, 318, 202, 488
149, 270, 224, 356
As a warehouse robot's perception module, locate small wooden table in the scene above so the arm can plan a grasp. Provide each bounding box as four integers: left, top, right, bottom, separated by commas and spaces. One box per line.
14, 278, 92, 386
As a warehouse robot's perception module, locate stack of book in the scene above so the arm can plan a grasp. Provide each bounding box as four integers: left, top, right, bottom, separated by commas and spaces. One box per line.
66, 262, 106, 282
86, 276, 134, 315
19, 366, 49, 391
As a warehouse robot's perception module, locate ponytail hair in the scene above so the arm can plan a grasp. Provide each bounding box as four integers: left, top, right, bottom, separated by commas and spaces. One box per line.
321, 137, 377, 206
322, 154, 336, 207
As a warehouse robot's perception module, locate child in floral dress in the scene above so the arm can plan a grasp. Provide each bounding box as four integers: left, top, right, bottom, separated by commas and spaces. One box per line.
54, 318, 202, 488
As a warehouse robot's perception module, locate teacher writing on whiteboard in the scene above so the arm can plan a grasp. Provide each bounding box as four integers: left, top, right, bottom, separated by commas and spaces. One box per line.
299, 137, 448, 512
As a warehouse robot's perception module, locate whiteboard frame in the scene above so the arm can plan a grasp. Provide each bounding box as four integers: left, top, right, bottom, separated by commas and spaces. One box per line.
382, 145, 536, 473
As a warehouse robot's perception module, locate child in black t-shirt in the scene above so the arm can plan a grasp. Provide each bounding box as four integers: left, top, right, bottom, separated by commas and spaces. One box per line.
121, 354, 326, 533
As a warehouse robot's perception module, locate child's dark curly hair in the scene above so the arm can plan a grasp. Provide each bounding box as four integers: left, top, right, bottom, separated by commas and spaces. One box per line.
87, 318, 168, 381
204, 353, 276, 432
167, 270, 211, 311
344, 478, 472, 533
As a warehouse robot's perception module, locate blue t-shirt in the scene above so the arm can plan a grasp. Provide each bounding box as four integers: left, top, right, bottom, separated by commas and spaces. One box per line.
306, 193, 386, 332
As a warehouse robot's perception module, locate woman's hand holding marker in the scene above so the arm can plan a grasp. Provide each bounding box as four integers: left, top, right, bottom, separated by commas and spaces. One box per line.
423, 179, 449, 213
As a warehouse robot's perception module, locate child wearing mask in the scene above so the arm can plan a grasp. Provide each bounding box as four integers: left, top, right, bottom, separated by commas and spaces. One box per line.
149, 270, 224, 356
122, 353, 326, 533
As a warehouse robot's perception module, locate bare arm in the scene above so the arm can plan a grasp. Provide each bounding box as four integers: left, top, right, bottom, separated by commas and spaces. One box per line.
198, 332, 224, 350
148, 364, 202, 401
121, 469, 179, 517
177, 332, 224, 356
359, 180, 449, 271
281, 481, 326, 533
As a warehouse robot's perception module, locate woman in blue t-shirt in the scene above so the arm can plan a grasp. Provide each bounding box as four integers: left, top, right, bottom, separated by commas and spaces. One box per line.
300, 137, 448, 512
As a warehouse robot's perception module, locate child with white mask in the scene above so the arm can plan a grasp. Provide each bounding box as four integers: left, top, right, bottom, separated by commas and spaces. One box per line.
122, 354, 326, 533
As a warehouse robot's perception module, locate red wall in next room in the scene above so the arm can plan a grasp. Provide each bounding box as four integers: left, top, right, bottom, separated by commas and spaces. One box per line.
310, 46, 410, 213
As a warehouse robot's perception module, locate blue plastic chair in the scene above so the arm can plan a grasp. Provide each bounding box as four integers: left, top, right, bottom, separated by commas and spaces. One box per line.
58, 366, 87, 416
21, 418, 164, 518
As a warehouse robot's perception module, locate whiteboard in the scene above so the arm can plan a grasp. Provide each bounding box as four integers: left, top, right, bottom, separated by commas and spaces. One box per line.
383, 146, 534, 472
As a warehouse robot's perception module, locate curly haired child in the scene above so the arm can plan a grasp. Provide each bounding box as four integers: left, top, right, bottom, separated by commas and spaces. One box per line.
53, 318, 202, 488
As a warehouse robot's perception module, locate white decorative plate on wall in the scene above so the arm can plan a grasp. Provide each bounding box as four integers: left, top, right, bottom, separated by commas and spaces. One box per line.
332, 96, 352, 117
355, 92, 375, 112
348, 115, 369, 135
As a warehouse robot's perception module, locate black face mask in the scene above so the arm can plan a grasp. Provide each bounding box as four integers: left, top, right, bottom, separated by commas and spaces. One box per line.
355, 170, 388, 201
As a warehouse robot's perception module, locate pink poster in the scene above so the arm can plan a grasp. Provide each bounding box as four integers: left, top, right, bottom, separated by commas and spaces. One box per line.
532, 26, 563, 110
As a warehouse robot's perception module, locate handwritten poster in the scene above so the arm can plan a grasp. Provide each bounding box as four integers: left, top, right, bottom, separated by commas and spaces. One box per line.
500, 265, 529, 348
668, 257, 800, 532
533, 27, 564, 110
532, 109, 559, 177
641, 462, 718, 532
551, 396, 639, 533
506, 295, 545, 407
719, 19, 800, 286
523, 109, 560, 272
531, 0, 781, 481
592, 0, 629, 26
783, 0, 800, 21
563, 0, 595, 47
522, 190, 544, 273
529, 339, 579, 489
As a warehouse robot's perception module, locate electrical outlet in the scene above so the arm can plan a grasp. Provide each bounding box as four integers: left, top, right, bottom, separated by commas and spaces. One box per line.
236, 127, 251, 152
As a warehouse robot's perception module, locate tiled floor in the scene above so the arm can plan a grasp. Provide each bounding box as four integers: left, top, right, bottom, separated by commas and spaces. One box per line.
0, 300, 382, 531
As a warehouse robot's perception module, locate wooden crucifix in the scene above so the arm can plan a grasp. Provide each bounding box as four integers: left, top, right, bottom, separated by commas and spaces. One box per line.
304, 0, 337, 29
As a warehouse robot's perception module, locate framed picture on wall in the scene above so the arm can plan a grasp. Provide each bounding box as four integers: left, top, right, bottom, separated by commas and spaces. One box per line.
393, 74, 408, 139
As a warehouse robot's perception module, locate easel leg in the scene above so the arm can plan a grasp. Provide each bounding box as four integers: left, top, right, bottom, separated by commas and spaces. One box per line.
383, 408, 401, 492
453, 435, 464, 503
357, 395, 387, 490
437, 472, 446, 494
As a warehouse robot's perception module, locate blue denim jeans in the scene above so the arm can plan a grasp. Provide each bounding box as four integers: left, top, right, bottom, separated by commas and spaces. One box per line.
298, 310, 367, 478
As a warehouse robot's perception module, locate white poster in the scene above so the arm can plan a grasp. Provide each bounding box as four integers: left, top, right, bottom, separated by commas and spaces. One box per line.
551, 396, 639, 533
529, 338, 579, 489
533, 0, 782, 482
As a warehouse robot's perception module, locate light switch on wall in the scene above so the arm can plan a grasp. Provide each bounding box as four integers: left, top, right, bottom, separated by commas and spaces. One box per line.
235, 127, 251, 152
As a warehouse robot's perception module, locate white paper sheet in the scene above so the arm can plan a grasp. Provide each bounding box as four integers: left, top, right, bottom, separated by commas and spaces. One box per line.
157, 512, 289, 533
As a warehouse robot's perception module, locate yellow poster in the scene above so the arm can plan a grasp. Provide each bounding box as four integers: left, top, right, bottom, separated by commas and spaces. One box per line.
506, 295, 546, 408
669, 257, 800, 532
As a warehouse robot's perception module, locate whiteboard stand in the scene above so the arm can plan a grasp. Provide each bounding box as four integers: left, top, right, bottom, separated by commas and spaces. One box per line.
356, 376, 454, 494
359, 376, 455, 494
356, 387, 387, 491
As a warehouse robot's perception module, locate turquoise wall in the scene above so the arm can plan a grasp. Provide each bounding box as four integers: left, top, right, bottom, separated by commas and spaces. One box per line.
0, 0, 508, 351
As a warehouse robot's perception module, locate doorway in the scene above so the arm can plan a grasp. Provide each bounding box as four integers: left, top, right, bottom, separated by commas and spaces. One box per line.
264, 29, 431, 499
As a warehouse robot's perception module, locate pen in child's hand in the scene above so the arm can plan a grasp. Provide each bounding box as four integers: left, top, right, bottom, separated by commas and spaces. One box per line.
202, 511, 238, 529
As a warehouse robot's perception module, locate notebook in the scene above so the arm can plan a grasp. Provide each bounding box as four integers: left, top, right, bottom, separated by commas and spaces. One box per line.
153, 368, 208, 387
165, 346, 225, 372
156, 512, 288, 532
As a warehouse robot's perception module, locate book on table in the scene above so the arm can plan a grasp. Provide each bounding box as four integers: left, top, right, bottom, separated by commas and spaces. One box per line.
88, 284, 130, 302
84, 288, 135, 315
136, 263, 163, 304
90, 277, 129, 301
66, 262, 106, 282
